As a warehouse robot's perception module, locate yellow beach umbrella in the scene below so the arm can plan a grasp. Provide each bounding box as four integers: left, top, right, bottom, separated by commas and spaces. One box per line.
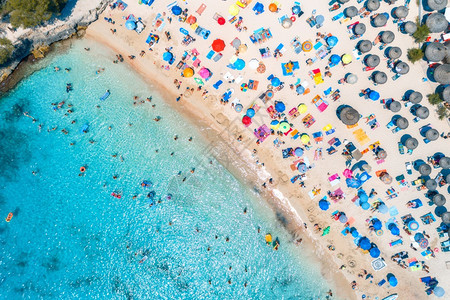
279, 121, 291, 133
341, 54, 352, 65
301, 134, 310, 144
298, 103, 307, 114
183, 67, 194, 78
270, 120, 280, 130
229, 4, 240, 16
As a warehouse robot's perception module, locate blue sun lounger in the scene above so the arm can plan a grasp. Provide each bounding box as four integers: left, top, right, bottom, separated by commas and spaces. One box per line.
213, 80, 223, 89
206, 50, 215, 59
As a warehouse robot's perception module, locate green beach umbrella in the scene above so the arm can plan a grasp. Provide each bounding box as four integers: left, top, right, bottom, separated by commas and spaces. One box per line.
279, 121, 291, 133
194, 78, 204, 85
322, 226, 331, 236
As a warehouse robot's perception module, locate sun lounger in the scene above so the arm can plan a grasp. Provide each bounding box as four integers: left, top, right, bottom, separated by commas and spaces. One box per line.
213, 80, 223, 89
196, 3, 206, 15
389, 239, 403, 247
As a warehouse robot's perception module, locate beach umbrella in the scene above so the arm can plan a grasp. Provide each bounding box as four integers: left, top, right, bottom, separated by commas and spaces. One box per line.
394, 6, 409, 18
395, 61, 410, 74
248, 59, 259, 69
270, 120, 279, 130
199, 68, 210, 79
366, 55, 380, 68
353, 23, 366, 35
419, 163, 432, 176
271, 77, 281, 87
238, 44, 247, 53
339, 214, 348, 223
254, 2, 264, 14
302, 41, 313, 52
366, 0, 380, 11
351, 229, 359, 237
298, 103, 307, 113
296, 85, 305, 94
316, 15, 325, 25
163, 51, 173, 62
344, 6, 358, 18
409, 91, 423, 104
426, 128, 439, 141
282, 18, 293, 28
346, 73, 358, 84
433, 286, 445, 298
433, 64, 450, 84
387, 274, 398, 287
414, 232, 424, 242
279, 121, 290, 133
339, 106, 360, 125
389, 100, 401, 112
381, 31, 395, 44
373, 72, 388, 84
439, 156, 450, 169
404, 137, 419, 149
322, 226, 331, 236
231, 38, 241, 49
234, 103, 243, 112
389, 224, 400, 236
187, 15, 197, 25
327, 36, 338, 47
171, 5, 182, 15
301, 134, 310, 144
442, 212, 450, 224
447, 173, 450, 183
229, 4, 240, 16
377, 149, 387, 159
319, 199, 330, 211
388, 47, 402, 60
427, 0, 448, 11
217, 17, 225, 25
426, 179, 438, 190
372, 219, 382, 230
416, 106, 429, 119
425, 42, 447, 62
297, 163, 307, 173
403, 21, 417, 34
294, 147, 304, 157
330, 54, 341, 64
265, 89, 274, 99
343, 169, 353, 178
380, 173, 393, 184
359, 237, 371, 250
369, 90, 380, 100
246, 108, 255, 118
242, 115, 251, 126
212, 39, 225, 52
378, 204, 388, 214
234, 59, 245, 70
442, 86, 450, 103
125, 20, 137, 30
373, 14, 388, 27
275, 101, 285, 112
361, 201, 370, 210
183, 67, 194, 77
359, 40, 373, 53
395, 117, 409, 129
426, 13, 448, 33
292, 5, 301, 15
342, 54, 353, 64
370, 247, 381, 258
269, 3, 278, 12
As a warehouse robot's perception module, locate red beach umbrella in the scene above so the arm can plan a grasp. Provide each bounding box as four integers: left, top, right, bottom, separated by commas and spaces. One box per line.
187, 15, 197, 25
242, 115, 252, 126
212, 39, 225, 52
217, 17, 226, 25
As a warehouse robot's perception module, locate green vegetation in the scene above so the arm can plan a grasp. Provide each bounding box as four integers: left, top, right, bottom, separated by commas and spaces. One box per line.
412, 23, 430, 44
4, 0, 67, 28
407, 48, 424, 63
437, 106, 448, 120
428, 93, 443, 105
0, 37, 14, 65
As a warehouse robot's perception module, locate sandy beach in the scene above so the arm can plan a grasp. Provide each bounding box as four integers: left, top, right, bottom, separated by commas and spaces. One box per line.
84, 0, 450, 299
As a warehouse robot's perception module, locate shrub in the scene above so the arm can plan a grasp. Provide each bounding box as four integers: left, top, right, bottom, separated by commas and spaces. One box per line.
407, 48, 424, 63
437, 106, 448, 120
6, 0, 67, 28
412, 23, 430, 44
0, 37, 14, 65
427, 93, 443, 105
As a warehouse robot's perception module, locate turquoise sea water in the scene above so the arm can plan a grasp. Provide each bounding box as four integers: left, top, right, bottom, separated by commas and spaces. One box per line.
0, 40, 332, 299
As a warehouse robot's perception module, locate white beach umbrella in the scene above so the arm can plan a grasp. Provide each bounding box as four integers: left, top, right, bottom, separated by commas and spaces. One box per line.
248, 59, 259, 69
346, 73, 358, 84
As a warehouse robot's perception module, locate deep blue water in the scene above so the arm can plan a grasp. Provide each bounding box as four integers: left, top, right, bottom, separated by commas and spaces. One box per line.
0, 39, 331, 299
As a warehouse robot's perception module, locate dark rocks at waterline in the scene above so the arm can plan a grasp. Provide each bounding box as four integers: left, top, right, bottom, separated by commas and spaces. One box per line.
425, 42, 447, 62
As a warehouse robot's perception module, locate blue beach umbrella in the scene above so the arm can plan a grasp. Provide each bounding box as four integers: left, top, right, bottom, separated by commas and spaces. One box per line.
372, 219, 382, 230
389, 224, 400, 236
330, 54, 340, 64
408, 220, 419, 231
235, 103, 243, 112
271, 77, 281, 87
292, 5, 301, 15
358, 191, 369, 203
315, 15, 324, 25
294, 147, 304, 157
387, 274, 398, 287
275, 101, 285, 112
339, 214, 348, 223
255, 2, 264, 13
171, 5, 182, 15
296, 85, 305, 94
361, 201, 370, 210
234, 59, 246, 70
319, 199, 330, 211
369, 90, 380, 100
351, 229, 359, 237
369, 247, 380, 258
414, 232, 424, 242
297, 163, 307, 173
378, 203, 388, 214
434, 287, 445, 298
246, 108, 255, 118
163, 51, 173, 62
125, 20, 136, 30
327, 36, 338, 47
359, 237, 371, 250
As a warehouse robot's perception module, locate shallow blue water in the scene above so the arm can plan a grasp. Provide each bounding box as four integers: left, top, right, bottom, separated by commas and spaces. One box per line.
0, 40, 331, 299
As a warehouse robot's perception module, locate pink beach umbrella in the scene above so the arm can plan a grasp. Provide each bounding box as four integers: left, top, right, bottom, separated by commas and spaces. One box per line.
343, 169, 353, 178
199, 67, 210, 79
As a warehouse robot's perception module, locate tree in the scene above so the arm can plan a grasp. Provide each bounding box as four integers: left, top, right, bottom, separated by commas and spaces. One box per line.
5, 0, 67, 28
407, 48, 424, 63
437, 105, 448, 120
0, 37, 14, 65
427, 93, 443, 105
412, 23, 430, 44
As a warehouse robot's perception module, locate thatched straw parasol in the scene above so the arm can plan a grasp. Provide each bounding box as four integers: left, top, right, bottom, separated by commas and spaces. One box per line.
425, 42, 447, 62
339, 107, 360, 125
418, 163, 432, 176
354, 23, 367, 35
359, 40, 373, 53
403, 21, 417, 34
373, 14, 388, 27
439, 156, 450, 169
395, 117, 408, 128
381, 31, 395, 44
446, 173, 450, 183
389, 100, 401, 112
433, 64, 450, 84
409, 91, 423, 104
394, 6, 408, 18
377, 150, 387, 159
346, 73, 358, 84
366, 0, 381, 11
404, 137, 418, 149
345, 6, 358, 18
395, 61, 410, 74
426, 179, 438, 190
373, 71, 387, 84
425, 128, 439, 141
380, 173, 393, 184
388, 47, 402, 59
366, 55, 380, 67
282, 18, 293, 28
433, 193, 446, 206
445, 41, 450, 63
426, 13, 448, 33
442, 212, 450, 225
416, 106, 429, 119
426, 0, 448, 11
442, 86, 450, 103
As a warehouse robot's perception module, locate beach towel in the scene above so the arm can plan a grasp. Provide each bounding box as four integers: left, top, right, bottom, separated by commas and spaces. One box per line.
312, 95, 328, 112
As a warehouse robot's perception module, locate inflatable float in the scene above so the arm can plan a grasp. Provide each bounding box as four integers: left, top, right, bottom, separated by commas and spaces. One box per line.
5, 212, 13, 222
111, 192, 122, 199
265, 234, 272, 245
141, 180, 152, 188
100, 90, 110, 101
80, 124, 89, 133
